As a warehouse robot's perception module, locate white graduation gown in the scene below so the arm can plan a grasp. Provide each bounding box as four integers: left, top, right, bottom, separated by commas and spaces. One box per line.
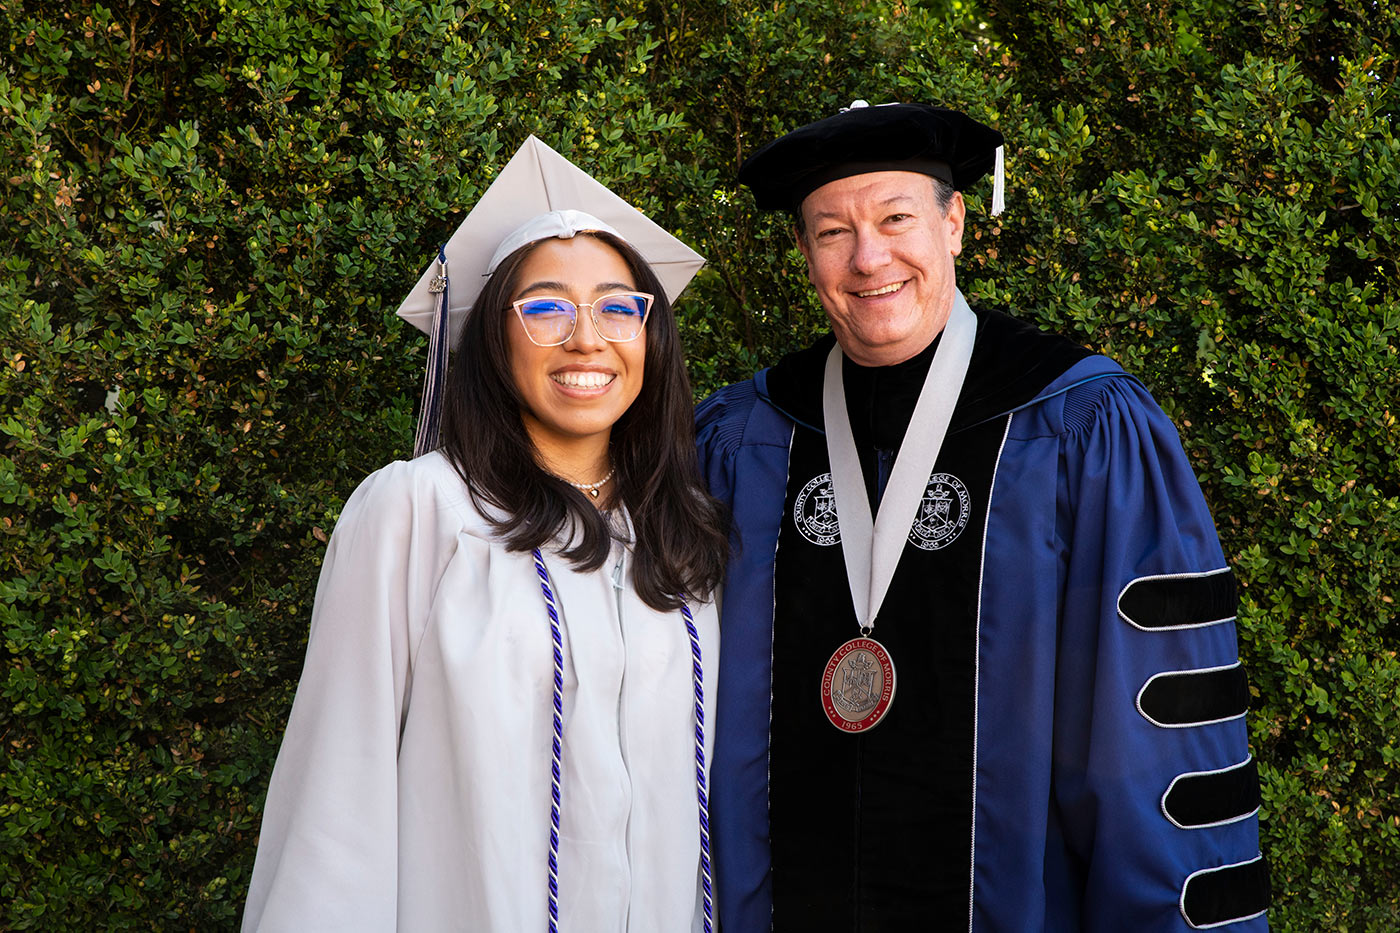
242, 451, 719, 932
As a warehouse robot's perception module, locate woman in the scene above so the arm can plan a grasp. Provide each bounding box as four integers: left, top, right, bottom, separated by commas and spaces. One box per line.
243, 142, 728, 932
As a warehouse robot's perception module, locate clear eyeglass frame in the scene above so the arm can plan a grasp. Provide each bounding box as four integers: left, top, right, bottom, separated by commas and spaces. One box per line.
510, 291, 655, 347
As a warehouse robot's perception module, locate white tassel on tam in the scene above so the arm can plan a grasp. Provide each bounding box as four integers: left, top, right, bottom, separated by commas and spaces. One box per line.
991, 145, 1006, 216
413, 247, 451, 458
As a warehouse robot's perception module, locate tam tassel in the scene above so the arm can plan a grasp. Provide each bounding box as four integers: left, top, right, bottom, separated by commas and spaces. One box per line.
413, 246, 451, 458
991, 145, 1005, 216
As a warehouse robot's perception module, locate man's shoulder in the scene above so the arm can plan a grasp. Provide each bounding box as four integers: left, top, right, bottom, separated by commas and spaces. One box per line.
696, 377, 762, 434
695, 360, 809, 460
697, 330, 836, 435
940, 305, 1099, 427
696, 375, 771, 460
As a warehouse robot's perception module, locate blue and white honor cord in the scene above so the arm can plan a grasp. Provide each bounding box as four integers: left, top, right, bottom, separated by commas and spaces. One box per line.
532, 549, 566, 931
531, 548, 713, 933
680, 599, 715, 933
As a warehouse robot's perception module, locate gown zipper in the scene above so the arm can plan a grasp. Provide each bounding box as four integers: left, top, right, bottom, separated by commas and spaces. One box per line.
612, 550, 633, 931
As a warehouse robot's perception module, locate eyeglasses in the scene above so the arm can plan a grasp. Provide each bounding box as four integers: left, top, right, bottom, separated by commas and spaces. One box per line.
510, 292, 654, 347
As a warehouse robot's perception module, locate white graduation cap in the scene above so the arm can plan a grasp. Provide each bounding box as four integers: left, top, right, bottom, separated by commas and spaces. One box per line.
396, 135, 706, 456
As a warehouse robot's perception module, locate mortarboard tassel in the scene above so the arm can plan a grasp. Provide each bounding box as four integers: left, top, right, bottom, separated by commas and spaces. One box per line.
991, 145, 1005, 216
413, 246, 451, 458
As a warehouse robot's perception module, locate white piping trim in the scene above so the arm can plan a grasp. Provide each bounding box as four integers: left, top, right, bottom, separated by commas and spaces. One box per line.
968, 412, 1014, 933
1117, 567, 1236, 632
1179, 854, 1268, 929
766, 424, 795, 933
1135, 660, 1246, 729
1160, 755, 1260, 830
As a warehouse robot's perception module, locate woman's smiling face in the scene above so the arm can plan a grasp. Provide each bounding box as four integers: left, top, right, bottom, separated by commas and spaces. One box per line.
505, 235, 647, 461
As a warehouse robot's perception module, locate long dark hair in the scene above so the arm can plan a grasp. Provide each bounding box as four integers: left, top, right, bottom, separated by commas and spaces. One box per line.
438, 231, 729, 610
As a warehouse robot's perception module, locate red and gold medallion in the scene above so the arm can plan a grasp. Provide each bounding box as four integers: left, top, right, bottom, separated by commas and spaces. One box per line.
820, 637, 896, 733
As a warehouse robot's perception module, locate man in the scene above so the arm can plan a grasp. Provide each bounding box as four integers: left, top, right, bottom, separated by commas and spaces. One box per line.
696, 102, 1269, 931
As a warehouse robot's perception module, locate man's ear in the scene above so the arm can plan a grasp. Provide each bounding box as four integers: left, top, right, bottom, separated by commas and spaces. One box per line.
794, 224, 812, 263
794, 218, 817, 285
946, 191, 967, 257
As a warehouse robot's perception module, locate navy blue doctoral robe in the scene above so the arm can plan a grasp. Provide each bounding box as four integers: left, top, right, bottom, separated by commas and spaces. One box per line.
695, 308, 1268, 932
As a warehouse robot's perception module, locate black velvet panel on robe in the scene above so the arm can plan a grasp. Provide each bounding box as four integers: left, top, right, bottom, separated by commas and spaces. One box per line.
765, 308, 1091, 931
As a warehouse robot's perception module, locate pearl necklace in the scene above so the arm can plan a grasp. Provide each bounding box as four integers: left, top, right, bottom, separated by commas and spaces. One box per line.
566, 467, 615, 499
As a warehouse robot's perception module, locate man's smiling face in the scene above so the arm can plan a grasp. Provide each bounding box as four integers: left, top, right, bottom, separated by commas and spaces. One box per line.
797, 171, 965, 367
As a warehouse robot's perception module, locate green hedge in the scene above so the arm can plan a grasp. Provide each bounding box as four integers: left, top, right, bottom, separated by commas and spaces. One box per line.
2, 0, 1395, 928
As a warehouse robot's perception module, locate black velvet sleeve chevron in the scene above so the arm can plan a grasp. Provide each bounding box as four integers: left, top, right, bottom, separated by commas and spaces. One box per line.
1181, 856, 1271, 928
1119, 569, 1237, 631
1138, 663, 1250, 728
1163, 757, 1262, 829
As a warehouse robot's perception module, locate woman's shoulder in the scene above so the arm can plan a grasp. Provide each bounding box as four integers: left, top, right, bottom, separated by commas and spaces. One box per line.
337, 450, 494, 540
